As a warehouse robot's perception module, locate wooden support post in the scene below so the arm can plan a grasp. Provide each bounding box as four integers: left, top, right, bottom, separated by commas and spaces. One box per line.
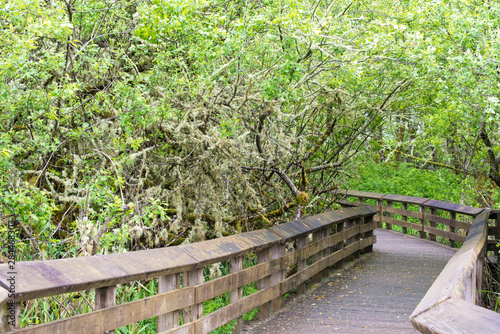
327, 225, 336, 265
296, 235, 308, 295
354, 218, 361, 259
345, 219, 356, 262
0, 288, 17, 333
158, 274, 180, 332
402, 203, 408, 235
95, 285, 117, 334
271, 244, 285, 311
358, 197, 364, 204
361, 216, 374, 253
334, 221, 345, 268
322, 228, 331, 278
0, 289, 7, 333
256, 247, 271, 319
12, 304, 19, 329
385, 200, 393, 230
230, 256, 243, 334
311, 229, 326, 283
182, 269, 203, 324
429, 208, 437, 241
449, 212, 456, 248
0, 300, 7, 333
419, 205, 426, 239
95, 285, 116, 309
376, 199, 383, 228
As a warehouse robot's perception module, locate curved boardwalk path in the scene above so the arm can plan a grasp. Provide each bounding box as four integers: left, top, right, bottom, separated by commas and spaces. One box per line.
243, 229, 457, 334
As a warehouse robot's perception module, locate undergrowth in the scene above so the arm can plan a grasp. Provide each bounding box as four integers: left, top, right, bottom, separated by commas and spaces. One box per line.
344, 161, 500, 209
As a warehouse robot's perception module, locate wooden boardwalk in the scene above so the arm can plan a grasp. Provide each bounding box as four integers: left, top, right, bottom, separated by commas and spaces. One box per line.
243, 229, 457, 334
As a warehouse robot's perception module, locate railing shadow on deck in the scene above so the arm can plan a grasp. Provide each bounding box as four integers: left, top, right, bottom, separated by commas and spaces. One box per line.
335, 190, 500, 334
0, 206, 377, 334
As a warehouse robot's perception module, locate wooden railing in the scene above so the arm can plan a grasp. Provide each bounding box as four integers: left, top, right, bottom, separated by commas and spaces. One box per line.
335, 190, 500, 333
0, 206, 377, 333
410, 210, 500, 333
334, 190, 488, 249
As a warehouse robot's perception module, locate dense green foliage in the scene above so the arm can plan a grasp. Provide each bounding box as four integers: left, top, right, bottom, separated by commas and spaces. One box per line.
1, 0, 500, 330
345, 161, 500, 209
1, 0, 499, 261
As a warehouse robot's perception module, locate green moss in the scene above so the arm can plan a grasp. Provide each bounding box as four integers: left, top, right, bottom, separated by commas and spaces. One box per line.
295, 191, 309, 206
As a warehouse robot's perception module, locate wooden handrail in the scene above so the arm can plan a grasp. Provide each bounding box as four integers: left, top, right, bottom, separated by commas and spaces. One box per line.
410, 210, 500, 333
335, 190, 500, 333
0, 206, 378, 333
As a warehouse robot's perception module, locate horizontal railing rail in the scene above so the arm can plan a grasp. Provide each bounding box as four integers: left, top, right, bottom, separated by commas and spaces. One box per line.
0, 206, 377, 333
335, 190, 500, 333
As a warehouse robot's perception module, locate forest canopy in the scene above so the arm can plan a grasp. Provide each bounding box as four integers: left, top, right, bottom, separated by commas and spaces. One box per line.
1, 0, 499, 261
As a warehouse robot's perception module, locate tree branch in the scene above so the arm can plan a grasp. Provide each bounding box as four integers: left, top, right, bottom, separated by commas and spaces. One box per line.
395, 149, 465, 174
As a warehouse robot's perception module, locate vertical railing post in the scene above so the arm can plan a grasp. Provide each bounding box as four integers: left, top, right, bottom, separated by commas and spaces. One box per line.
353, 218, 361, 259
449, 212, 456, 248
334, 221, 345, 268
322, 227, 331, 278
13, 303, 19, 329
311, 228, 327, 283
230, 256, 243, 333
296, 235, 308, 295
271, 244, 285, 311
345, 219, 356, 262
385, 200, 393, 230
402, 203, 408, 235
361, 215, 374, 253
256, 247, 271, 319
429, 208, 437, 241
182, 269, 203, 324
1, 302, 19, 331
158, 273, 180, 331
0, 288, 14, 333
0, 291, 6, 333
95, 285, 117, 334
376, 198, 383, 228
419, 205, 427, 239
